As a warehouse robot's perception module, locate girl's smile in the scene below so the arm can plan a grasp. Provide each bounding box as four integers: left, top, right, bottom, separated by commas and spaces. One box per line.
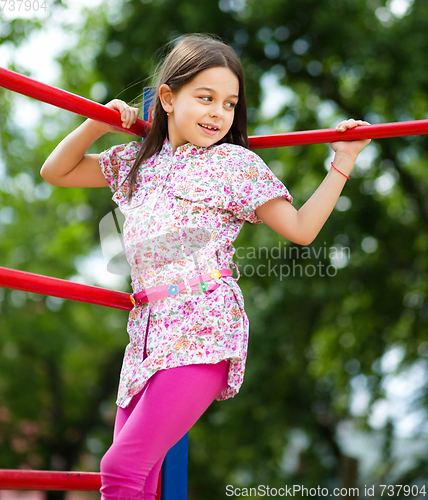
159, 66, 239, 153
199, 122, 220, 135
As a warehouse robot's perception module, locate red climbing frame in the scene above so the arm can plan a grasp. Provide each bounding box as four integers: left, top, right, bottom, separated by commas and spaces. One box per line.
2, 67, 428, 147
2, 64, 428, 497
0, 266, 165, 497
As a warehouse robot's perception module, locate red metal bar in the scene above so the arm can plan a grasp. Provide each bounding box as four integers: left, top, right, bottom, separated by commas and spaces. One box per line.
0, 469, 101, 491
249, 119, 428, 148
2, 66, 428, 148
0, 266, 132, 310
0, 469, 162, 499
0, 67, 150, 137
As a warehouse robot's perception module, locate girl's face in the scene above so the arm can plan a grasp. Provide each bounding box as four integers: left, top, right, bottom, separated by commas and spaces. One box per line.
160, 66, 239, 153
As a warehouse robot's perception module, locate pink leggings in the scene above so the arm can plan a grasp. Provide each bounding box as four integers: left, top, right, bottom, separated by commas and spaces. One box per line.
100, 361, 229, 500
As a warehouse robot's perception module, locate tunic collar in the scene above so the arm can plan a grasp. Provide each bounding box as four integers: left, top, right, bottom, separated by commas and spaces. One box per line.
160, 137, 212, 160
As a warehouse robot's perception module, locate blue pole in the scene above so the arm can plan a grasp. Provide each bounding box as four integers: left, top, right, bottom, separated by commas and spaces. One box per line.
143, 87, 156, 123
161, 433, 188, 500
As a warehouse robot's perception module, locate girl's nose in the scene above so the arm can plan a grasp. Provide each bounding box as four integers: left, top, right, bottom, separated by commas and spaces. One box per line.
209, 104, 223, 118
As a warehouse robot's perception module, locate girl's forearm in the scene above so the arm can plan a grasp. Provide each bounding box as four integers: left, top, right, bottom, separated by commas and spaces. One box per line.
256, 121, 370, 246
40, 119, 109, 183
295, 152, 357, 244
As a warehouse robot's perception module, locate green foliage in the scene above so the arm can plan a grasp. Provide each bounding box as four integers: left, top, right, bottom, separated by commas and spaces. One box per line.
2, 0, 428, 498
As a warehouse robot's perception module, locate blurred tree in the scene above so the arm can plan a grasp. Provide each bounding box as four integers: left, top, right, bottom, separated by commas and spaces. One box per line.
1, 0, 428, 499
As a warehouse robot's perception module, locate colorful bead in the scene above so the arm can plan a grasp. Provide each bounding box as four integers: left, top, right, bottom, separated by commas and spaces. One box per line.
130, 294, 136, 306
211, 269, 221, 280
198, 282, 209, 292
168, 284, 179, 296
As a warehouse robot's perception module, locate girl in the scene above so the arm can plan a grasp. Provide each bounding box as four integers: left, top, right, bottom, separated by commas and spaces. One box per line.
41, 34, 370, 500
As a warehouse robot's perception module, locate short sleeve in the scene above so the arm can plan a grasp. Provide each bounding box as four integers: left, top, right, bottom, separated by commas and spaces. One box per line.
228, 146, 293, 224
99, 141, 142, 194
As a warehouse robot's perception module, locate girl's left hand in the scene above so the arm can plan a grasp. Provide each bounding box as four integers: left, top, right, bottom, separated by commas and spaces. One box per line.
330, 119, 371, 158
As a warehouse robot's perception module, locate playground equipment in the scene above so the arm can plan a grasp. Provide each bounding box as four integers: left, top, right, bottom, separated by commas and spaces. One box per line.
1, 65, 428, 497
2, 67, 428, 147
0, 265, 188, 500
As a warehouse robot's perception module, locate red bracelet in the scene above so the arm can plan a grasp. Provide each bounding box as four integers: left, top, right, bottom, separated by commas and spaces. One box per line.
330, 162, 350, 180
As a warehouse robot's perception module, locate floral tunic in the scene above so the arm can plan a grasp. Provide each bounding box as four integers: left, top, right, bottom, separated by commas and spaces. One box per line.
99, 138, 292, 408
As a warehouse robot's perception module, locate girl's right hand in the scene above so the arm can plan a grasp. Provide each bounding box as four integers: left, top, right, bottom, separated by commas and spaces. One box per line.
93, 99, 140, 134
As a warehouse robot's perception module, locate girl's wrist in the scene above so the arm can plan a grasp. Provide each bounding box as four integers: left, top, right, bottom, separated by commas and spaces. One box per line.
331, 151, 357, 177
82, 118, 111, 138
333, 150, 358, 164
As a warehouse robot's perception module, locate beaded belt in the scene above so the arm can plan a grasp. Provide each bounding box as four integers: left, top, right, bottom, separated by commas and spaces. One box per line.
130, 268, 232, 306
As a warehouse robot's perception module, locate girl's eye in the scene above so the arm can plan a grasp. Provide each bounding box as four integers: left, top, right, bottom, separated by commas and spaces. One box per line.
226, 102, 237, 109
200, 96, 212, 102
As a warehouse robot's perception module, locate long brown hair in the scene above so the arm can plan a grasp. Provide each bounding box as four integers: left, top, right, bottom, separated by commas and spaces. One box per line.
126, 34, 249, 200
